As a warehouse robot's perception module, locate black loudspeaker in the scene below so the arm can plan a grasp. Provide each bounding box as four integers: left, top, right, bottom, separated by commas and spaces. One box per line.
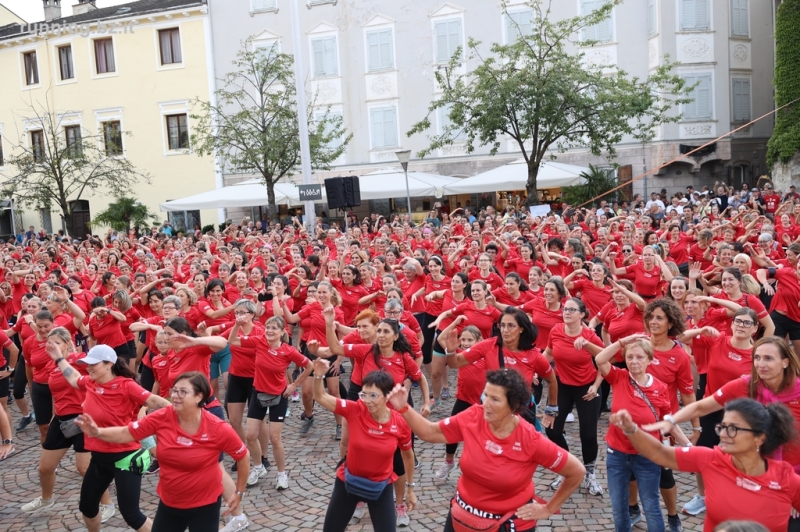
324, 176, 361, 210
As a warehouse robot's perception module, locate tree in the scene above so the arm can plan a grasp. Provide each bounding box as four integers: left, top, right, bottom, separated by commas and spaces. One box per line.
408, 0, 691, 206
0, 102, 151, 236
561, 164, 617, 207
191, 38, 350, 219
767, 0, 800, 166
90, 197, 159, 233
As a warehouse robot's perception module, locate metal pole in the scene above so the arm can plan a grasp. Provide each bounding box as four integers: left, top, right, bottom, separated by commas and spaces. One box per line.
403, 166, 412, 216
289, 0, 316, 234
9, 196, 16, 240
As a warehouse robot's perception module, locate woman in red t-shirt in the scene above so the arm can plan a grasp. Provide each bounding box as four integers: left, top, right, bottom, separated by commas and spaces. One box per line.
757, 261, 800, 355
387, 367, 585, 532
87, 297, 130, 361
77, 371, 250, 532
47, 343, 169, 531
612, 398, 800, 532
609, 245, 672, 301
199, 278, 235, 328
429, 280, 501, 340
564, 262, 613, 319
328, 265, 369, 327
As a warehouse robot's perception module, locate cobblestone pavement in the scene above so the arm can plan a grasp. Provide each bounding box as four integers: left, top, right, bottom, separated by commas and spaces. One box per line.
0, 375, 708, 531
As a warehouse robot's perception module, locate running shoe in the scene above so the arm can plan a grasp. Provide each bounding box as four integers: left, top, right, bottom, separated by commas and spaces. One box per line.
299, 415, 315, 435
335, 424, 342, 441
441, 387, 451, 400
668, 514, 684, 532
581, 473, 604, 496
434, 461, 455, 483
549, 476, 563, 490
396, 503, 410, 527
292, 368, 300, 381
414, 456, 421, 469
16, 414, 34, 432
261, 457, 272, 471
566, 412, 575, 422
411, 381, 419, 388
276, 471, 289, 490
100, 503, 115, 523
430, 398, 442, 411
22, 496, 55, 514
630, 504, 642, 526
146, 459, 160, 475
682, 494, 706, 516
246, 465, 267, 486
220, 515, 250, 532
291, 391, 300, 402
350, 502, 366, 523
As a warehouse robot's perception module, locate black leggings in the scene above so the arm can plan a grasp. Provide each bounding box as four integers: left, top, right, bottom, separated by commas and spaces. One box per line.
80, 451, 148, 530
139, 350, 155, 392
420, 313, 437, 365
446, 399, 473, 456
13, 354, 27, 401
152, 497, 221, 532
545, 379, 600, 465
322, 476, 396, 532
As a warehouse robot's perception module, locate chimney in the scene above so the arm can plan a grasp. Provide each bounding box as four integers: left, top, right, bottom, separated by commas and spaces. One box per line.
72, 0, 97, 16
43, 0, 62, 22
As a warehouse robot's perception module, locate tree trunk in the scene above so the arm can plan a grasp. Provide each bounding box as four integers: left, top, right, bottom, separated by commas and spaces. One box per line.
525, 161, 541, 206
265, 182, 278, 222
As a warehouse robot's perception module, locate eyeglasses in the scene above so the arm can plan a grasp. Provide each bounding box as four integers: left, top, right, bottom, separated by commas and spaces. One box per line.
733, 318, 755, 328
563, 307, 581, 314
234, 311, 252, 316
715, 423, 760, 438
357, 391, 382, 402
622, 249, 633, 253
162, 306, 177, 311
170, 388, 193, 398
384, 311, 402, 316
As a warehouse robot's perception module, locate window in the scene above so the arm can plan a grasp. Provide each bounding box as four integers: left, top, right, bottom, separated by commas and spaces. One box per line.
255, 42, 279, 61
505, 9, 534, 42
251, 0, 276, 11
581, 0, 613, 42
159, 28, 182, 65
0, 138, 4, 166
680, 0, 710, 31
681, 73, 712, 120
312, 37, 338, 77
731, 0, 748, 36
370, 107, 398, 148
648, 0, 657, 35
366, 29, 393, 71
103, 121, 123, 155
435, 19, 462, 63
23, 51, 39, 85
58, 45, 74, 80
94, 38, 115, 74
65, 125, 82, 156
166, 114, 189, 150
438, 104, 467, 140
30, 130, 44, 162
732, 78, 751, 122
315, 110, 343, 151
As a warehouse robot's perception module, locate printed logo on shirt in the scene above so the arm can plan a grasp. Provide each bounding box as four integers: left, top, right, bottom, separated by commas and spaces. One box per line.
444, 417, 451, 425
268, 349, 278, 356
340, 399, 346, 408
550, 451, 564, 469
769, 481, 782, 490
368, 428, 384, 436
176, 436, 193, 446
736, 477, 761, 492
132, 421, 140, 430
484, 440, 503, 455
111, 383, 119, 389
504, 357, 517, 366
651, 358, 660, 366
728, 352, 742, 362
512, 441, 522, 452
94, 387, 105, 395
681, 447, 690, 453
200, 433, 209, 441
716, 390, 723, 397
668, 357, 676, 365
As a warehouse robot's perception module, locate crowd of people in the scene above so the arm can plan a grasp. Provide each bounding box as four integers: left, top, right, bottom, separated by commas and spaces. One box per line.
1, 178, 800, 532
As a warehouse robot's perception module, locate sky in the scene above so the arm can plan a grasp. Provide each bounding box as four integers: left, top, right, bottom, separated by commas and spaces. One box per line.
4, 0, 133, 23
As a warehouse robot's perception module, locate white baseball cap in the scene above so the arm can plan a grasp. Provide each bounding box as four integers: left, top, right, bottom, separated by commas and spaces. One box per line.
79, 345, 118, 365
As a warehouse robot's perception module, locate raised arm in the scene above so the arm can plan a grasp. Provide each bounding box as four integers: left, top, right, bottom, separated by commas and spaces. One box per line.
387, 384, 447, 443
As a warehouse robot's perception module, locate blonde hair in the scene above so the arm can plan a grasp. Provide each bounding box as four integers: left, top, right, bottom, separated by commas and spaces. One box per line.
318, 280, 342, 306
623, 339, 654, 361
266, 316, 291, 344
47, 327, 76, 354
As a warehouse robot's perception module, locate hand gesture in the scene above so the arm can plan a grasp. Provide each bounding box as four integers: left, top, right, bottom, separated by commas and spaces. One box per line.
582, 383, 600, 401
386, 383, 410, 411
306, 340, 320, 356
322, 306, 336, 325
516, 501, 555, 521
46, 340, 63, 361
74, 413, 101, 437
688, 262, 702, 281
312, 357, 330, 375
609, 409, 637, 434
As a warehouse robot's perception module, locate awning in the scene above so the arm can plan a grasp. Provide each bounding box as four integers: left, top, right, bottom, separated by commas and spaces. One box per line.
159, 181, 309, 211
443, 159, 588, 194
356, 168, 460, 200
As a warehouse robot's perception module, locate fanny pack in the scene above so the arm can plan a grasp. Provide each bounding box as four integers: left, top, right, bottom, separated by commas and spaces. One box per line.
114, 448, 151, 475
450, 498, 515, 532
257, 392, 282, 408
59, 417, 82, 439
344, 466, 391, 501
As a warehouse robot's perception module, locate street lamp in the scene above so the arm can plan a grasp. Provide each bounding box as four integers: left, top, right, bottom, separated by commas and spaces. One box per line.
2, 182, 15, 240
395, 150, 412, 216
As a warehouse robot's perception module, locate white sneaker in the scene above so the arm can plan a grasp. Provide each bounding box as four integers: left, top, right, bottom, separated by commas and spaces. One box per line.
434, 461, 456, 483
682, 493, 706, 515
276, 471, 289, 490
22, 496, 55, 514
100, 503, 115, 523
291, 391, 300, 402
350, 502, 366, 523
582, 473, 604, 495
549, 476, 563, 490
246, 465, 267, 486
396, 503, 410, 527
566, 412, 575, 422
220, 514, 250, 532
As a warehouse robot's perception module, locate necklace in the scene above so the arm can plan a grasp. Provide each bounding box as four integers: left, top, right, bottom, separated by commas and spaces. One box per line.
179, 412, 202, 427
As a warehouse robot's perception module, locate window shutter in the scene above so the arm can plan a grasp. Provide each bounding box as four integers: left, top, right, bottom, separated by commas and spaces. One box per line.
731, 0, 748, 36
367, 32, 380, 71
371, 108, 384, 147
383, 109, 397, 147
324, 37, 337, 76
695, 74, 712, 119
681, 0, 696, 30
682, 74, 696, 119
597, 13, 612, 41
312, 39, 325, 76
435, 22, 449, 62
380, 30, 392, 69
695, 0, 710, 29
648, 0, 657, 35
732, 79, 750, 121
448, 20, 462, 59
518, 10, 533, 37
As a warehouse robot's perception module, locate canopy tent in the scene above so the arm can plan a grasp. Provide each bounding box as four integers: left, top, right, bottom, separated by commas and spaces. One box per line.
442, 159, 588, 195
355, 168, 460, 200
159, 181, 310, 212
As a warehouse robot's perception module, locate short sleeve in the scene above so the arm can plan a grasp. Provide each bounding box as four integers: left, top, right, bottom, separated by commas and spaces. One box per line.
217, 422, 248, 460
439, 407, 469, 444
397, 420, 413, 451
527, 430, 570, 473
333, 397, 360, 420
714, 377, 748, 405
604, 365, 626, 385
403, 353, 422, 381
463, 340, 489, 364
127, 408, 164, 440
531, 352, 553, 378
343, 344, 373, 360
125, 379, 152, 406
674, 445, 715, 473
0, 329, 12, 348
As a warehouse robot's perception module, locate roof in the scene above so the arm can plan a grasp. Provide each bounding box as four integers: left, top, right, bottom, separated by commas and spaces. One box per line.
0, 0, 205, 41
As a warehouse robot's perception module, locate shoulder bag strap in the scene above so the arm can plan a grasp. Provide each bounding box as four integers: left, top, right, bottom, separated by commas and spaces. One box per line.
629, 375, 659, 424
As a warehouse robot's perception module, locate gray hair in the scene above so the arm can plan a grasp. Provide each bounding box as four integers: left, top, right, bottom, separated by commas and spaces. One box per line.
163, 295, 182, 309
234, 299, 257, 315
384, 298, 404, 312
113, 290, 132, 312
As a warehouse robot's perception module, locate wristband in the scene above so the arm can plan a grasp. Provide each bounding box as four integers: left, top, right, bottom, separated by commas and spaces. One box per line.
623, 425, 639, 435
692, 426, 702, 432
396, 404, 410, 415
54, 357, 65, 366
544, 406, 558, 417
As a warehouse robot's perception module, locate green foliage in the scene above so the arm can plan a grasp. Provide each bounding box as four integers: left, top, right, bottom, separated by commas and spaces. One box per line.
561, 164, 617, 207
191, 38, 351, 218
90, 197, 159, 232
408, 0, 692, 205
201, 224, 215, 234
0, 103, 151, 236
767, 0, 800, 166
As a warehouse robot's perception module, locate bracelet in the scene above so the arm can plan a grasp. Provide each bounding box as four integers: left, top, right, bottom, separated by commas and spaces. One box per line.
623, 425, 639, 435
405, 482, 416, 487
396, 404, 410, 415
54, 357, 65, 365
543, 406, 558, 416
445, 350, 455, 356
692, 426, 702, 432
663, 414, 676, 426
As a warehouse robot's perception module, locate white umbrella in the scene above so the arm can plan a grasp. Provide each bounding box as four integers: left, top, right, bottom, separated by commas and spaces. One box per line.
159, 181, 313, 211
356, 168, 460, 200
442, 159, 588, 194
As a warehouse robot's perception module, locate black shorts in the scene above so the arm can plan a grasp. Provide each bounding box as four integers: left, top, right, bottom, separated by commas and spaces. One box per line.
771, 311, 800, 341
43, 413, 86, 452
696, 409, 723, 448
303, 345, 338, 379
0, 349, 9, 399
246, 388, 289, 423
31, 381, 53, 426
226, 374, 254, 404
346, 382, 362, 401
113, 343, 133, 360
392, 447, 405, 477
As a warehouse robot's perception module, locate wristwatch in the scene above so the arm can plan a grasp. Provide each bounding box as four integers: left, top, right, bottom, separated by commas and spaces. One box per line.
406, 482, 416, 487
235, 490, 245, 498
663, 414, 676, 425
2, 439, 12, 445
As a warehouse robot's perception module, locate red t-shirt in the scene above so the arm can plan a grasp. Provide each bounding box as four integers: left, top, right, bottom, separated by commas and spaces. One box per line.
763, 193, 782, 214
167, 345, 214, 391
622, 261, 662, 298
648, 341, 694, 413
605, 366, 671, 454
451, 301, 502, 339
423, 275, 451, 315
334, 399, 412, 482
693, 335, 752, 397
329, 279, 369, 326
88, 314, 127, 348
439, 404, 568, 522
197, 298, 234, 327
491, 288, 534, 307
570, 279, 613, 318
237, 336, 309, 394
520, 297, 563, 351
688, 243, 714, 271
455, 351, 486, 405
296, 301, 344, 346
769, 269, 800, 323
151, 353, 172, 398
48, 352, 89, 416
128, 408, 247, 509
120, 307, 141, 342
218, 323, 265, 379
76, 375, 151, 453
436, 290, 468, 331
342, 344, 422, 385
22, 334, 53, 384
675, 446, 800, 532
399, 275, 426, 314
600, 303, 645, 345
463, 337, 553, 388
546, 324, 603, 386
467, 270, 505, 293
